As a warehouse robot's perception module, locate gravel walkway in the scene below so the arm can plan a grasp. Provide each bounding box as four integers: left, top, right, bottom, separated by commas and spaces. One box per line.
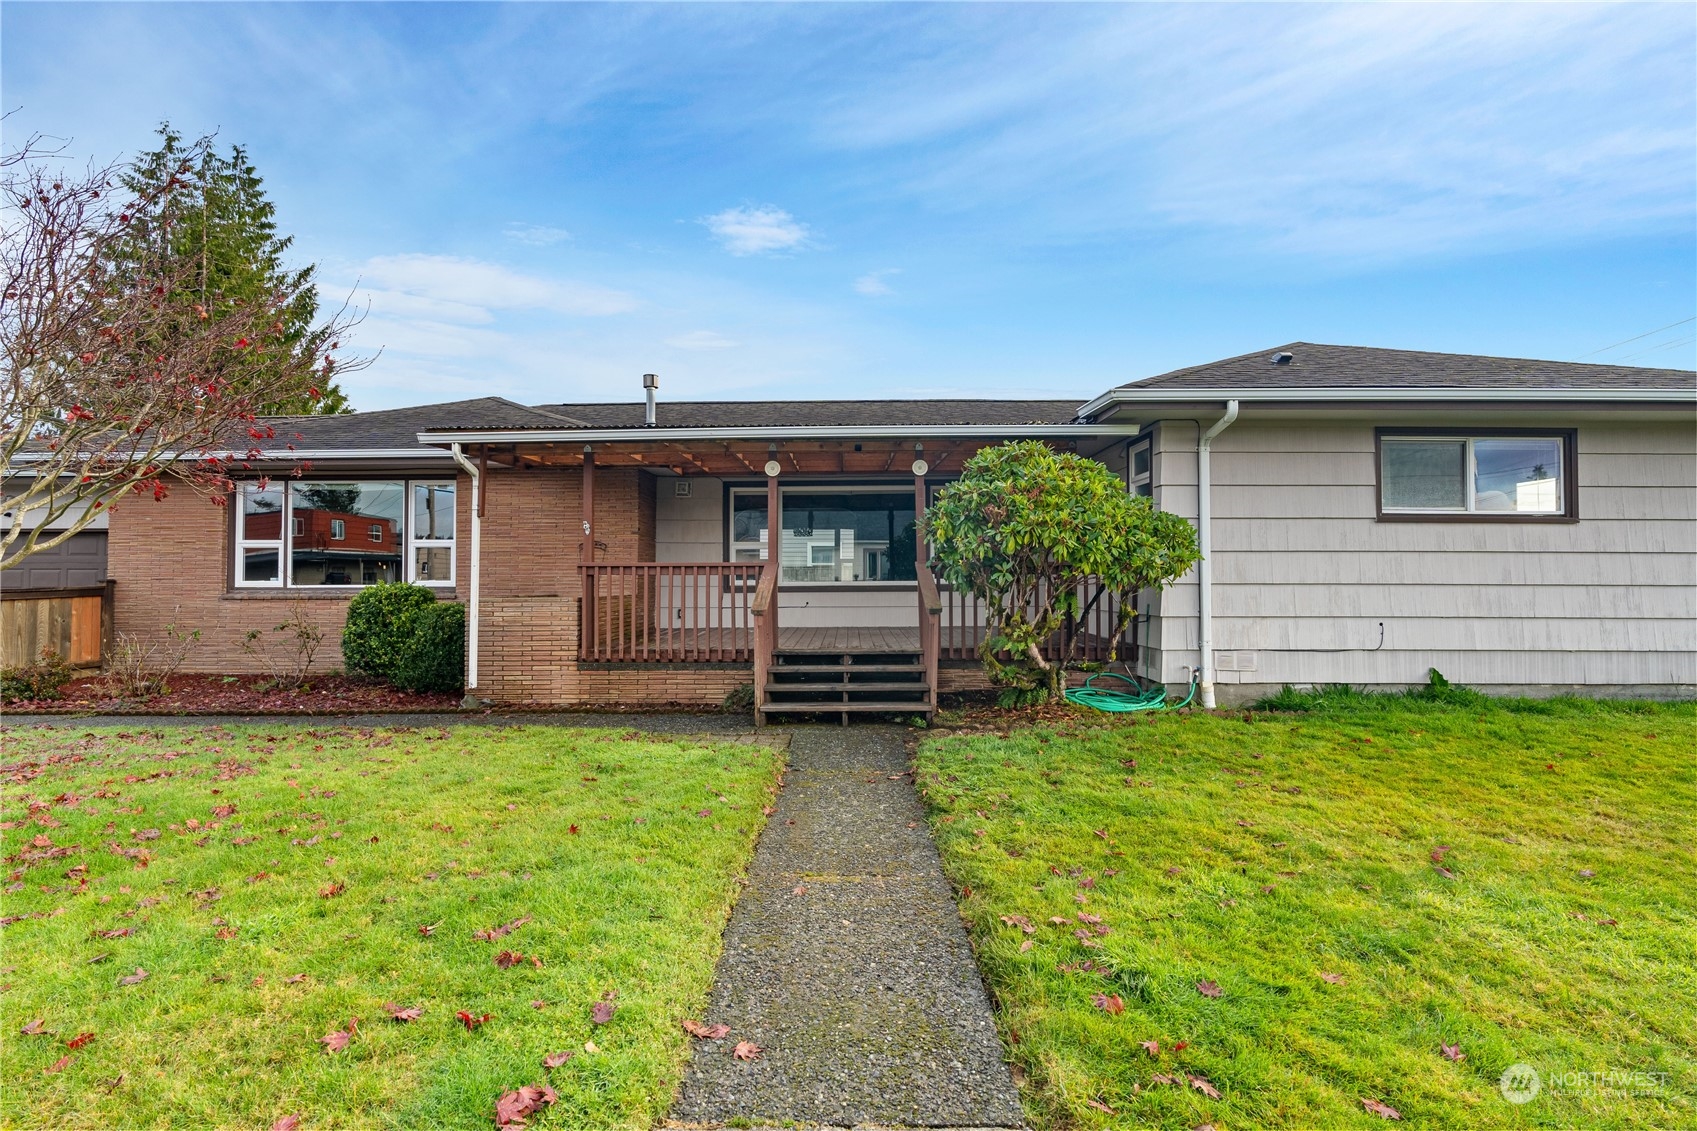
669, 726, 1025, 1130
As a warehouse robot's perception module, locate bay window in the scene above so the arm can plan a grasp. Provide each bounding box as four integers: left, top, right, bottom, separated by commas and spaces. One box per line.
234, 479, 455, 588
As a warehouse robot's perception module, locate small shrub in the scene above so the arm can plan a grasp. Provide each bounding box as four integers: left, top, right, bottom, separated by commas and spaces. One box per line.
103, 622, 200, 700
391, 602, 465, 693
342, 583, 437, 678
241, 600, 325, 691
722, 683, 756, 713
0, 649, 77, 703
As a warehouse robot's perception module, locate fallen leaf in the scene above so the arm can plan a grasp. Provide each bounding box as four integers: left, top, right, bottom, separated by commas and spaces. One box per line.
119, 967, 149, 986
1174, 1040, 1189, 1051
270, 1116, 302, 1131
732, 1040, 761, 1061
284, 973, 309, 985
20, 1019, 47, 1035
473, 915, 530, 942
583, 1039, 599, 1053
541, 1050, 574, 1069
45, 1055, 72, 1074
1085, 1098, 1116, 1114
1140, 1039, 1160, 1057
1018, 939, 1034, 953
1189, 1074, 1221, 1099
1362, 1098, 1402, 1120
1195, 979, 1222, 998
319, 1025, 354, 1053
590, 1000, 616, 1025
494, 950, 524, 969
1092, 993, 1125, 1015
318, 881, 344, 898
1433, 865, 1455, 880
530, 1000, 547, 1010
495, 1082, 558, 1128
65, 1032, 95, 1049
1441, 1044, 1466, 1062
1320, 971, 1345, 985
682, 1019, 731, 1040
1149, 1073, 1181, 1086
456, 1011, 491, 1031
383, 1003, 423, 1022
418, 922, 440, 936
1578, 869, 1595, 878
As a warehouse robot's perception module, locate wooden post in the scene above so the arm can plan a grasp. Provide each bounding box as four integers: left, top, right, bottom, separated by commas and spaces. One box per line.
766, 463, 780, 645
581, 447, 596, 657
914, 460, 940, 716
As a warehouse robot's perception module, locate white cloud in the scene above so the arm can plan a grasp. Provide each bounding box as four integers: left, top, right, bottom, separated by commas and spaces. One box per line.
356, 254, 639, 317
504, 223, 573, 246
853, 268, 900, 297
664, 330, 740, 351
702, 205, 811, 255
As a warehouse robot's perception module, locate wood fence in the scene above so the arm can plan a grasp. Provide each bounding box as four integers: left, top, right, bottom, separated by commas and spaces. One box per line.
0, 581, 114, 670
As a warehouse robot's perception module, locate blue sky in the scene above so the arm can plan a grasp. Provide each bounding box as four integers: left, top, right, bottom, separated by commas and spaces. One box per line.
4, 2, 1693, 410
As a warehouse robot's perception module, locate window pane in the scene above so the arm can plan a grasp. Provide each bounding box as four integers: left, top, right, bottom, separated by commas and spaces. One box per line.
1475, 439, 1562, 513
412, 483, 455, 541
779, 492, 915, 582
242, 484, 284, 541
414, 545, 453, 583
1382, 441, 1465, 510
241, 547, 279, 583
289, 482, 404, 586
1132, 446, 1151, 478
732, 493, 767, 543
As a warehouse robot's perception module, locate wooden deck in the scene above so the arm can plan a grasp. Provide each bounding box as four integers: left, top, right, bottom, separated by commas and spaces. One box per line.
579, 622, 1121, 661
777, 626, 922, 653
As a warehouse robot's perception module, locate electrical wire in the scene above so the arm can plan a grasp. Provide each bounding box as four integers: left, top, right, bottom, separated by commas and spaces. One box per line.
1570, 317, 1694, 361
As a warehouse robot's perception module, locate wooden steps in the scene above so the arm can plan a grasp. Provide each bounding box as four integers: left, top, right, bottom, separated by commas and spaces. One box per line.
759, 649, 933, 725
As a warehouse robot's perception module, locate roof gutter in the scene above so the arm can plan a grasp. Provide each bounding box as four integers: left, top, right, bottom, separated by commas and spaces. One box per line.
1077, 385, 1693, 419
414, 423, 1139, 446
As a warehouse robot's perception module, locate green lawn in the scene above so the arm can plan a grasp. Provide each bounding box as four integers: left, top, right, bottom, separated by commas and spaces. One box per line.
1, 723, 782, 1129
917, 697, 1697, 1129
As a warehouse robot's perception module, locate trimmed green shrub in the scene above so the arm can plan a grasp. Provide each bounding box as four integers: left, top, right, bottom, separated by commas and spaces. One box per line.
341, 583, 437, 678
0, 649, 77, 704
392, 602, 466, 693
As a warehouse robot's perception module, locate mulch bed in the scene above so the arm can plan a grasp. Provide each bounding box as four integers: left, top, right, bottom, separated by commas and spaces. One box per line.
2, 673, 462, 716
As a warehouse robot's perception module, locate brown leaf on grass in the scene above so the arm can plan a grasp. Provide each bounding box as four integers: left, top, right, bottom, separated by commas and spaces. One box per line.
1430, 845, 1451, 863
1140, 1039, 1160, 1057
418, 922, 440, 936
20, 1019, 48, 1035
64, 1032, 95, 1049
215, 926, 238, 940
1085, 1098, 1116, 1114
1578, 868, 1595, 878
567, 825, 579, 835
1440, 1044, 1466, 1062
530, 1000, 547, 1009
45, 1055, 72, 1074
1019, 939, 1034, 953
682, 1019, 731, 1040
590, 1000, 616, 1025
732, 1040, 761, 1061
383, 1003, 423, 1022
284, 973, 309, 985
95, 927, 133, 939
1195, 980, 1222, 998
473, 915, 530, 942
1092, 993, 1125, 1015
494, 951, 525, 969
118, 968, 149, 986
494, 1082, 558, 1128
1320, 971, 1345, 985
270, 1115, 302, 1131
542, 1051, 574, 1069
1149, 1073, 1180, 1086
1174, 1040, 1189, 1051
318, 881, 345, 898
1433, 865, 1456, 880
1188, 1074, 1221, 1099
211, 804, 237, 819
457, 1011, 491, 1030
132, 829, 161, 841
1361, 1098, 1402, 1120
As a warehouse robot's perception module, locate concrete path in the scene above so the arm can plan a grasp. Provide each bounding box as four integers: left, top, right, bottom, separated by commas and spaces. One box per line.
669, 726, 1025, 1130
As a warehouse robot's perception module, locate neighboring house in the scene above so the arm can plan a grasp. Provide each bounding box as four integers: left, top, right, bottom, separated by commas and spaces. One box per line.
89, 343, 1694, 717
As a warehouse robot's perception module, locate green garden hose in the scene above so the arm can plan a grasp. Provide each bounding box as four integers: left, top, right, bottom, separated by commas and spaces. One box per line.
1064, 671, 1197, 713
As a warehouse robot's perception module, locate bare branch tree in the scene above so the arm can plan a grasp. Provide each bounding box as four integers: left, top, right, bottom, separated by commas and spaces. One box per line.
1, 134, 368, 568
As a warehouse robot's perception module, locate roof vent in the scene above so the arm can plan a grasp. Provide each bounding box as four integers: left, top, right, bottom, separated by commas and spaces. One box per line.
642, 373, 659, 426
1270, 351, 1294, 366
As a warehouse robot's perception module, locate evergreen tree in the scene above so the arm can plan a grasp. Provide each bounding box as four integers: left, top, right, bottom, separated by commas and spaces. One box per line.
117, 125, 351, 414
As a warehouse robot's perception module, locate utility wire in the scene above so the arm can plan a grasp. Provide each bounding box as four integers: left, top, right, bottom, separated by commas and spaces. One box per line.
1616, 335, 1695, 365
1571, 316, 1694, 361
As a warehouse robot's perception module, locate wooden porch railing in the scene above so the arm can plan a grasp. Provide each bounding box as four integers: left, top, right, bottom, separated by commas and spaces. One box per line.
750, 566, 779, 718
938, 577, 1125, 663
579, 563, 767, 662
916, 567, 942, 701
0, 581, 114, 670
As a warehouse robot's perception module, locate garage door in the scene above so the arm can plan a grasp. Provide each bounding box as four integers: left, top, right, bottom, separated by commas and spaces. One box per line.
0, 532, 108, 591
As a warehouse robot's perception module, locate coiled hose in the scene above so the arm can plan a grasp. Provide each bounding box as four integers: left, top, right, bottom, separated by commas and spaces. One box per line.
1064, 670, 1198, 713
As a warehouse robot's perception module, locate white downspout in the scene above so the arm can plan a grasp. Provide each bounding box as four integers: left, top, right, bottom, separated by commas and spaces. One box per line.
1197, 400, 1238, 709
449, 443, 481, 705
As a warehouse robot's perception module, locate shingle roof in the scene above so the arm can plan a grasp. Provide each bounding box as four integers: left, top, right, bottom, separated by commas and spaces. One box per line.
1117, 342, 1697, 392
263, 397, 582, 450
515, 398, 1085, 429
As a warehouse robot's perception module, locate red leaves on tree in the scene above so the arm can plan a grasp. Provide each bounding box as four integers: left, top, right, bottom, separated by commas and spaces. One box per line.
1091, 993, 1125, 1015
494, 1083, 557, 1127
473, 916, 530, 942
457, 1011, 491, 1031
383, 1003, 423, 1022
319, 1019, 358, 1053
682, 1019, 730, 1040
1361, 1098, 1402, 1120
1195, 980, 1222, 998
732, 1040, 762, 1061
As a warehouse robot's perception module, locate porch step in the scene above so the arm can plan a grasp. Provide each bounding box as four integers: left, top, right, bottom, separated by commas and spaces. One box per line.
766, 681, 932, 694
761, 648, 934, 724
770, 662, 925, 674
760, 701, 936, 715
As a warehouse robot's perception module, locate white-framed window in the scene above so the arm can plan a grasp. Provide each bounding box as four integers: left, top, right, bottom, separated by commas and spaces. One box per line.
232, 479, 455, 588
729, 484, 919, 583
1378, 432, 1572, 518
1128, 439, 1152, 498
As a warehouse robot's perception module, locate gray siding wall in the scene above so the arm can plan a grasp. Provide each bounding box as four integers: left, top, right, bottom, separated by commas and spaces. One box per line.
1143, 417, 1697, 700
